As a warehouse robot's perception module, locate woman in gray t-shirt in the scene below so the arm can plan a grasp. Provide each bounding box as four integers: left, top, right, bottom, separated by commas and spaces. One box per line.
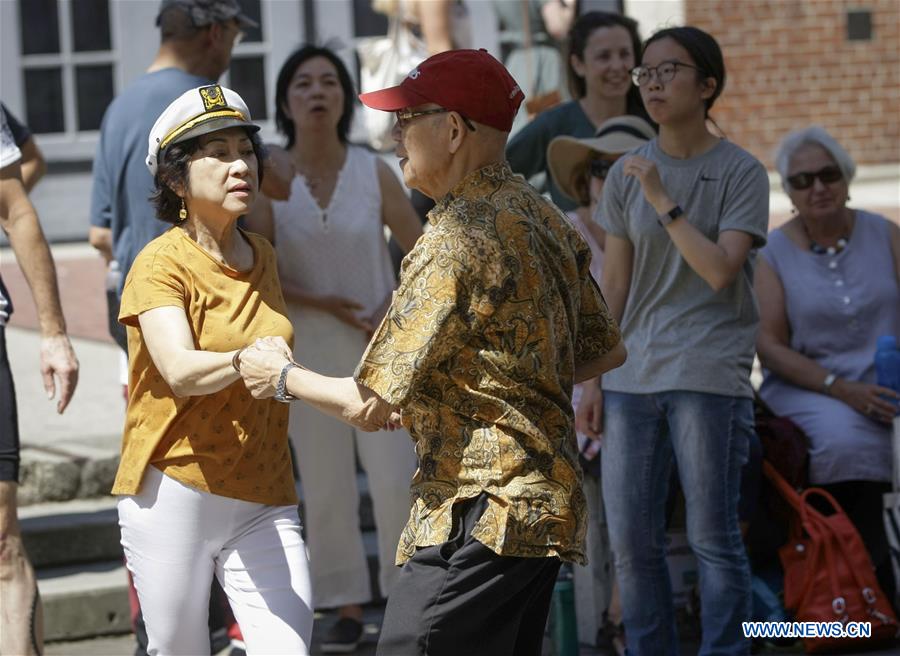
579, 27, 769, 654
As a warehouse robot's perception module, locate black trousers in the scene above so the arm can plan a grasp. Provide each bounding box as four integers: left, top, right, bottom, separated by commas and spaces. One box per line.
0, 325, 20, 482
377, 494, 562, 656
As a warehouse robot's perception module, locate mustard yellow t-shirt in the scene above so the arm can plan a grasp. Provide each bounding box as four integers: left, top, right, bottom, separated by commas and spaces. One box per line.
113, 227, 297, 506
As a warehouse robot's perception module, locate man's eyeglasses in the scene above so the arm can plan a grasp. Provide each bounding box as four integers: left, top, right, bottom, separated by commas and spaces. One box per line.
395, 108, 476, 131
588, 158, 615, 180
786, 165, 843, 190
630, 61, 705, 87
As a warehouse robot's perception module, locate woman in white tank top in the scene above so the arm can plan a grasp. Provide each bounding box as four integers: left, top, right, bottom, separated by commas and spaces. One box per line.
245, 45, 422, 652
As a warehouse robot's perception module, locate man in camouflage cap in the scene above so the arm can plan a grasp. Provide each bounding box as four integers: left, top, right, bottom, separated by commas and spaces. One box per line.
156, 0, 258, 29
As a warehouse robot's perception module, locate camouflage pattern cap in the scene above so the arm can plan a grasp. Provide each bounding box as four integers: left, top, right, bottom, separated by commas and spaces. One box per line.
156, 0, 258, 28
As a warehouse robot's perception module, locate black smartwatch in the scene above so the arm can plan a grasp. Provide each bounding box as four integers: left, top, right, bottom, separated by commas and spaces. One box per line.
658, 204, 684, 227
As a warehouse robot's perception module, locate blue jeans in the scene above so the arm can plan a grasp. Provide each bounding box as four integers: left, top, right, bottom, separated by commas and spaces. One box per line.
602, 391, 752, 656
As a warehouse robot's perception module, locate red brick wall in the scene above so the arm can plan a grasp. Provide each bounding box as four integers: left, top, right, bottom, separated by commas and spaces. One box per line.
683, 0, 900, 168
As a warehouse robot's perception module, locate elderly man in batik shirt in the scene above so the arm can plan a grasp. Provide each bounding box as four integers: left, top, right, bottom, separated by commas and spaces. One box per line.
239, 49, 626, 656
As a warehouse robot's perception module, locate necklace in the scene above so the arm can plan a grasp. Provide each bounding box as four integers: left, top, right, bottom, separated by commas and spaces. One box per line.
801, 219, 849, 256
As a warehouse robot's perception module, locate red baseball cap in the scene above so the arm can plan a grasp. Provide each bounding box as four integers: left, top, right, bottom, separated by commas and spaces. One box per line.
359, 49, 524, 133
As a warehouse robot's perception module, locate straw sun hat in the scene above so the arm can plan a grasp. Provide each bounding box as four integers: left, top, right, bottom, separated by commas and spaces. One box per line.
547, 115, 656, 204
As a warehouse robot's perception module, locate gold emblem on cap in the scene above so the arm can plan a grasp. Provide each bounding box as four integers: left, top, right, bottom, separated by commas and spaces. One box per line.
199, 85, 227, 112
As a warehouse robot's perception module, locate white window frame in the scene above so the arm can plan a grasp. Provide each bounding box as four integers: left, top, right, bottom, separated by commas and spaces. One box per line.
17, 0, 118, 159
3, 0, 305, 162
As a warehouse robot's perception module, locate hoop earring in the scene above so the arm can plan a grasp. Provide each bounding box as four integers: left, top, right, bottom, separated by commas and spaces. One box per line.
179, 198, 187, 222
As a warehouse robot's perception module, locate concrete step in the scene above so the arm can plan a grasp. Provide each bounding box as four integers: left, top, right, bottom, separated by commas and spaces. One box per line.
37, 561, 132, 642
20, 497, 121, 569
21, 472, 378, 569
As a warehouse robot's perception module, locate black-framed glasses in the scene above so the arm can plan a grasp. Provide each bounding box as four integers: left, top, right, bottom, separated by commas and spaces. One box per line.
630, 61, 705, 87
395, 107, 476, 131
786, 165, 843, 190
588, 158, 615, 180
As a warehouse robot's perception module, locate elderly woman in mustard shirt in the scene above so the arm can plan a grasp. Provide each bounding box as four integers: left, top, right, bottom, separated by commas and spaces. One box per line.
113, 85, 312, 655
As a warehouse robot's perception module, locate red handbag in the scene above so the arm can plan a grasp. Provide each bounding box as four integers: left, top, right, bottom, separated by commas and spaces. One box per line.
763, 461, 899, 652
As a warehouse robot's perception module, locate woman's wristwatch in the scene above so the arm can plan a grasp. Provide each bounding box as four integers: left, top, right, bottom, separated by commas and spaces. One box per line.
822, 372, 838, 396
274, 362, 299, 403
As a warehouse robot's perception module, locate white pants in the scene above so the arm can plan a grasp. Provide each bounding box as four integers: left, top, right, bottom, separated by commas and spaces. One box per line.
288, 307, 417, 608
118, 466, 313, 655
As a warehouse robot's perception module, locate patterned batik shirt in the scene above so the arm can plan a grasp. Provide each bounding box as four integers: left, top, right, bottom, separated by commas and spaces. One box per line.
355, 162, 621, 565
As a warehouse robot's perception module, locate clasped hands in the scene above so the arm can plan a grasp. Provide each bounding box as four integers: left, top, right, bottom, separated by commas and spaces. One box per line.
235, 336, 402, 430
236, 336, 295, 399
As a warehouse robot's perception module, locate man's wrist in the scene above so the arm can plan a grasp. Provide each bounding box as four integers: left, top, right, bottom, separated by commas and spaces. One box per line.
274, 362, 299, 402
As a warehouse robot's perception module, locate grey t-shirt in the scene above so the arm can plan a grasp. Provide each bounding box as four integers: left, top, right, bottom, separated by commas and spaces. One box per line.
595, 138, 769, 398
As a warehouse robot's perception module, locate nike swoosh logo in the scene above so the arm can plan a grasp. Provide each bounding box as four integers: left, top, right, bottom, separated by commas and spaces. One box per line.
700, 175, 719, 181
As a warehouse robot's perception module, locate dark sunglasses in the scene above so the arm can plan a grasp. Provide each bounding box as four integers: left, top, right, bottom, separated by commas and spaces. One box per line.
786, 165, 843, 190
588, 159, 615, 180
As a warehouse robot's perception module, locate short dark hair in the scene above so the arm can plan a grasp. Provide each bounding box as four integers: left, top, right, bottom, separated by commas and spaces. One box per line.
151, 129, 266, 224
644, 26, 726, 116
275, 45, 356, 149
158, 6, 201, 42
566, 11, 646, 117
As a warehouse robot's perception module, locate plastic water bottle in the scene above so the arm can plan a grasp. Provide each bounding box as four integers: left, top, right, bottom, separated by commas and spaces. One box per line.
875, 335, 900, 415
549, 567, 578, 656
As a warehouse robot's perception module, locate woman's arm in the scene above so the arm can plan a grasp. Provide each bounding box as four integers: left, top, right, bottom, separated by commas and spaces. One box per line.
889, 220, 900, 284
138, 305, 242, 397
664, 224, 754, 292
599, 234, 633, 325
755, 257, 898, 422
377, 159, 423, 253
575, 233, 633, 439
416, 0, 454, 54
278, 279, 373, 333
622, 155, 755, 291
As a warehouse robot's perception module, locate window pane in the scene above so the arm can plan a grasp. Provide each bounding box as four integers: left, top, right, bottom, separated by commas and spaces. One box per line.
24, 68, 65, 133
75, 64, 114, 130
19, 0, 60, 55
71, 0, 111, 52
236, 0, 262, 42
353, 0, 387, 37
229, 56, 267, 121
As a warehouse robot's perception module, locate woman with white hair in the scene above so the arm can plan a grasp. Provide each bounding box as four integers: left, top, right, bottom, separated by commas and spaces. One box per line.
756, 125, 900, 607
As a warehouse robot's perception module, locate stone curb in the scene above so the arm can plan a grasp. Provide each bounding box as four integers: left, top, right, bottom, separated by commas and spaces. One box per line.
18, 444, 119, 506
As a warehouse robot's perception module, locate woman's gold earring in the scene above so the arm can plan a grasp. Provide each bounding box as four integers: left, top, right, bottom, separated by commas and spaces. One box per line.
179, 199, 187, 222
